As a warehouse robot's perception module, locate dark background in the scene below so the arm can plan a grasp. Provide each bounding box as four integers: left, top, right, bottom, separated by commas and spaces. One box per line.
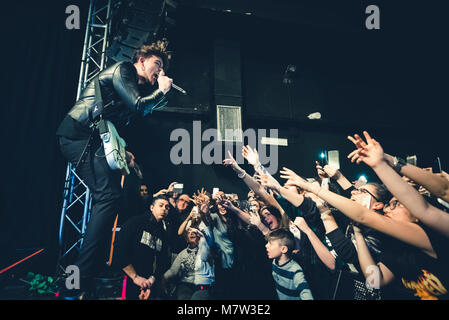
1, 0, 448, 276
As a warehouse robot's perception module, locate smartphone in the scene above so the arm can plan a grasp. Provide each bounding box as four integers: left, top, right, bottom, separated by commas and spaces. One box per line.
361, 194, 372, 209
212, 188, 219, 196
328, 150, 340, 170
433, 157, 442, 173
192, 206, 199, 218
406, 155, 417, 167
318, 151, 328, 167
173, 183, 183, 194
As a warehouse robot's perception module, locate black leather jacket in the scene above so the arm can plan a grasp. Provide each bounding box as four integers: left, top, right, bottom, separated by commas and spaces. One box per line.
57, 61, 166, 139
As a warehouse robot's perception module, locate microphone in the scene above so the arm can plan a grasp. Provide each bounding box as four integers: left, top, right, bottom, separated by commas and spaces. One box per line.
171, 83, 187, 95
155, 73, 187, 95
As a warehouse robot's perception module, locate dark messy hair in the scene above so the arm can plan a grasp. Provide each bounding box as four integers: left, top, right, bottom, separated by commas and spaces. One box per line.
152, 195, 169, 205
266, 228, 295, 255
368, 183, 392, 204
260, 205, 290, 229
132, 38, 171, 70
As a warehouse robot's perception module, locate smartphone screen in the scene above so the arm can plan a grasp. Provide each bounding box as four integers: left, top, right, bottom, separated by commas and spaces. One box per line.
406, 155, 417, 166
433, 157, 442, 173
173, 183, 183, 194
361, 194, 372, 209
328, 150, 340, 169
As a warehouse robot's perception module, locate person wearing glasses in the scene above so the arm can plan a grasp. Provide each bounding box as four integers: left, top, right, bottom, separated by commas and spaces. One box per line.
281, 160, 449, 299
285, 165, 393, 299
327, 183, 392, 299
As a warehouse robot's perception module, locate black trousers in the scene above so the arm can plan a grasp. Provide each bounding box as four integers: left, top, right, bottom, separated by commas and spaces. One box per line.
59, 135, 123, 291
176, 282, 212, 300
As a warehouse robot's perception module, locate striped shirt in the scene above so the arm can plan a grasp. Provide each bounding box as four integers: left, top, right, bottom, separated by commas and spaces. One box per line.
272, 259, 313, 300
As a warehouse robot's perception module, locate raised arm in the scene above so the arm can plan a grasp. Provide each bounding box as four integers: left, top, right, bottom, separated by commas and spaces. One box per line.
383, 153, 449, 203
223, 151, 284, 214
280, 167, 436, 258
348, 131, 449, 238
294, 217, 335, 270
353, 226, 395, 288
178, 209, 194, 236
221, 199, 251, 225
316, 161, 353, 191
259, 173, 304, 207
112, 62, 168, 116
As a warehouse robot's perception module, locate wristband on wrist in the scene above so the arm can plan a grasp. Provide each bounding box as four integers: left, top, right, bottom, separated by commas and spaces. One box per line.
256, 163, 268, 174
238, 171, 247, 179
393, 156, 406, 173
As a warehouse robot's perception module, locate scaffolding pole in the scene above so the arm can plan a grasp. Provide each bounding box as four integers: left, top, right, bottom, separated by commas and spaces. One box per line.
58, 0, 113, 269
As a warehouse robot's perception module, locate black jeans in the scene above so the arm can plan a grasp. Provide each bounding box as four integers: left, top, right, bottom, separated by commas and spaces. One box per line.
59, 135, 123, 291
176, 282, 212, 300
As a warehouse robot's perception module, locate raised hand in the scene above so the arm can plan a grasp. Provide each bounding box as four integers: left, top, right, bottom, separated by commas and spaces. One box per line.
259, 173, 282, 191
192, 188, 208, 204
315, 161, 328, 179
153, 188, 168, 197
188, 227, 204, 238
323, 164, 340, 179
289, 222, 301, 238
347, 131, 385, 168
280, 168, 312, 192
167, 181, 178, 193
249, 211, 262, 227
242, 145, 260, 167
221, 199, 236, 211
294, 217, 311, 233
223, 150, 244, 174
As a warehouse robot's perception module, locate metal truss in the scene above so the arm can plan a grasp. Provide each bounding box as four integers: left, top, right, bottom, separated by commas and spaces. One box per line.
58, 0, 114, 266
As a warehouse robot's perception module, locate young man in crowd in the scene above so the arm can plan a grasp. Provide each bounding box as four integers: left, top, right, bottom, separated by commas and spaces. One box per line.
113, 195, 171, 300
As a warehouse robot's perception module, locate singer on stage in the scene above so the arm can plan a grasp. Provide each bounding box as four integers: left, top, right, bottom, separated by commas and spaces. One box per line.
56, 39, 173, 299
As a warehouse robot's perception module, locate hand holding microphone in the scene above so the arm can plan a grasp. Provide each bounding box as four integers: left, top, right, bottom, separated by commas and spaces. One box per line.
157, 69, 187, 95
157, 69, 173, 94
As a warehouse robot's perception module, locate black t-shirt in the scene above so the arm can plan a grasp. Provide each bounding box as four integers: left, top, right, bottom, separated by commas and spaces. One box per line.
165, 203, 191, 254
380, 223, 449, 300
113, 213, 169, 279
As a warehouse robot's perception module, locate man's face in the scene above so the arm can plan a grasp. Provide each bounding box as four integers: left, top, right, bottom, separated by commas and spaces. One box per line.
186, 228, 200, 246
140, 185, 148, 197
176, 194, 190, 213
265, 240, 285, 259
141, 55, 163, 85
151, 199, 170, 221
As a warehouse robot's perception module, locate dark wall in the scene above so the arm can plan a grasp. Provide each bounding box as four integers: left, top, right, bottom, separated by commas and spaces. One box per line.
1, 0, 87, 269
1, 1, 447, 272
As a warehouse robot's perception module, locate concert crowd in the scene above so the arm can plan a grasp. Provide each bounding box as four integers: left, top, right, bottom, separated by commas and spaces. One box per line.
104, 132, 449, 300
